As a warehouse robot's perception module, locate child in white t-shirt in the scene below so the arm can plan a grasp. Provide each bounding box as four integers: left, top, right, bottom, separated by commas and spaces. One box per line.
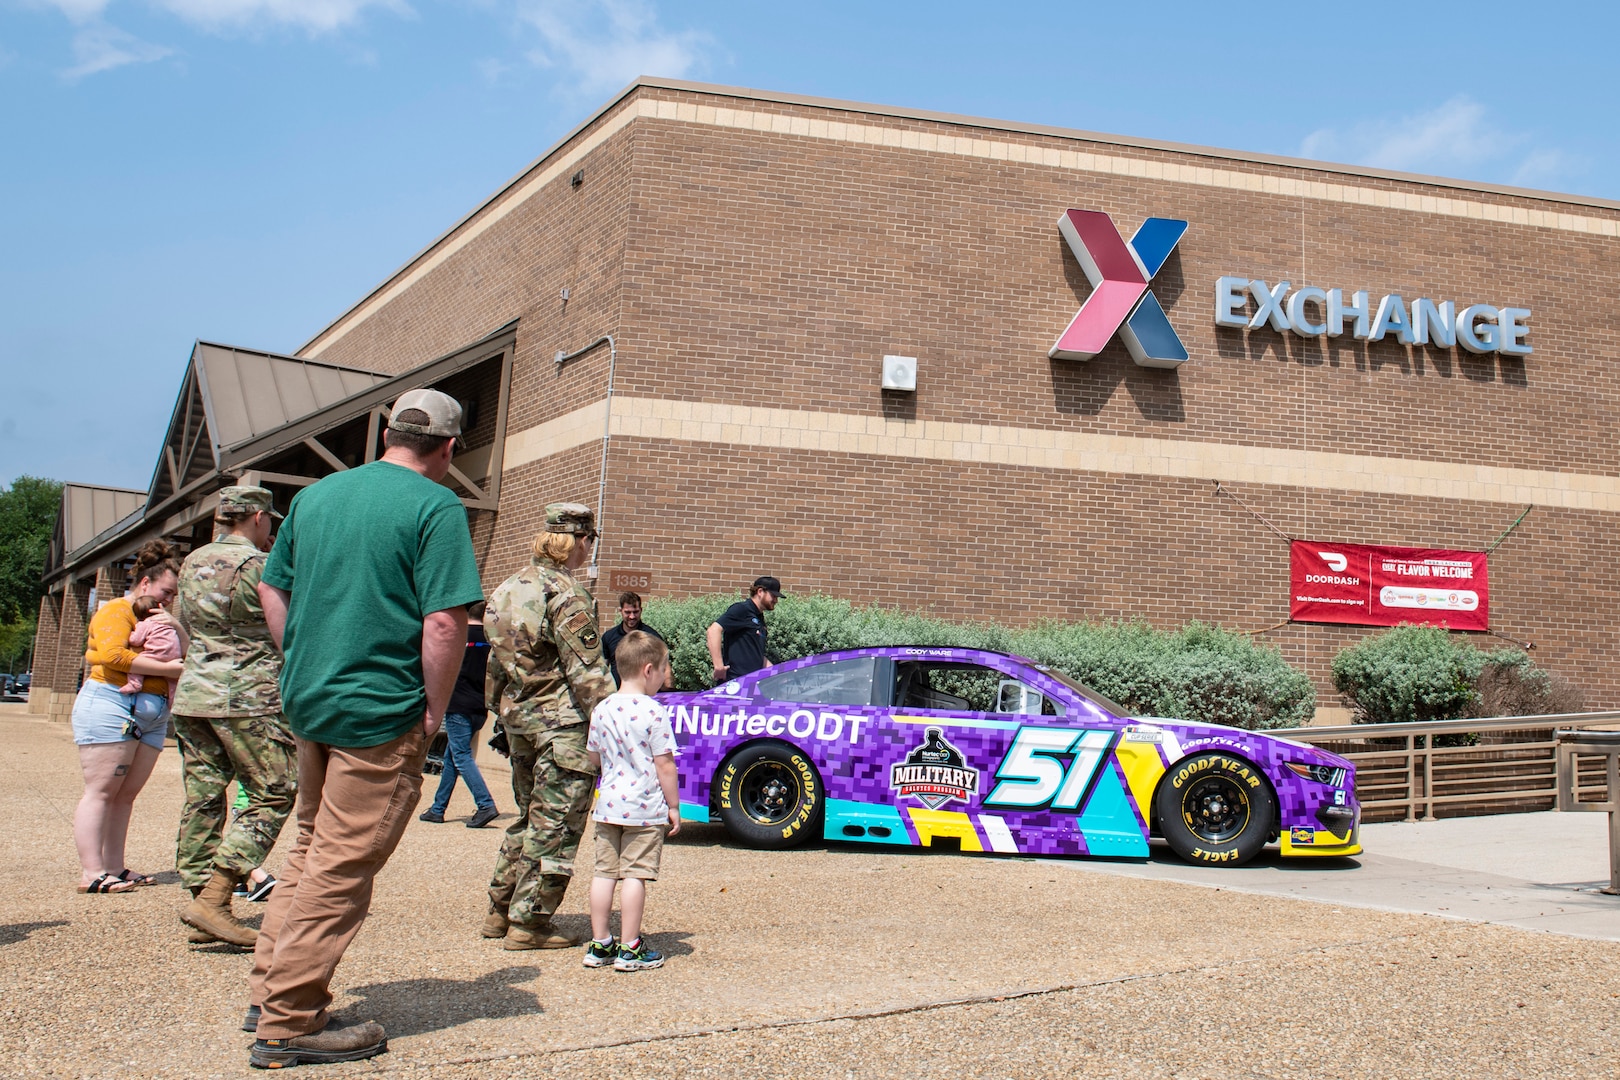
584, 629, 680, 972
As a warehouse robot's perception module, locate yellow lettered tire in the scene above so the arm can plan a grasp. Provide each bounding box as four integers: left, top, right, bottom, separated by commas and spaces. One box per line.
1154, 751, 1276, 867
715, 741, 823, 850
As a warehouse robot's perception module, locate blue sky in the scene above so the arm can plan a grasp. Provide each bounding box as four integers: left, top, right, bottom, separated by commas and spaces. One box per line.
3, 0, 1615, 489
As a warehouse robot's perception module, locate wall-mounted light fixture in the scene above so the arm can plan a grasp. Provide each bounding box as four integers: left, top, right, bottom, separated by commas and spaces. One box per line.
570, 169, 584, 188
881, 354, 917, 392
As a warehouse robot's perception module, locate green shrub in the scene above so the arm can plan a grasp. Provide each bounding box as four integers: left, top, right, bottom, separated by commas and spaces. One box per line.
641, 594, 1315, 730
1330, 625, 1579, 725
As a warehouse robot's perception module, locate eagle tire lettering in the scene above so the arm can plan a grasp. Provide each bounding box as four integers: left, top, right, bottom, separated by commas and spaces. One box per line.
1155, 751, 1276, 868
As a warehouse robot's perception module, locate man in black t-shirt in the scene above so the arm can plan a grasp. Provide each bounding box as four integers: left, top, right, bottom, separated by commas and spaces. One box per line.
706, 577, 782, 683
420, 601, 500, 828
601, 591, 665, 685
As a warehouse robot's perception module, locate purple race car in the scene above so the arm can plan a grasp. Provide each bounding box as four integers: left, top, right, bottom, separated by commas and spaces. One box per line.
663, 647, 1360, 866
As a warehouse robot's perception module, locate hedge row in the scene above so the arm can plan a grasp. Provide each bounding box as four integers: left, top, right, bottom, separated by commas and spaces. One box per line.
1330, 624, 1582, 724
639, 593, 1317, 730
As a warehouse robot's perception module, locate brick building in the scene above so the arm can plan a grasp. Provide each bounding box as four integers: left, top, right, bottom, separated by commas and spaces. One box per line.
34, 78, 1620, 716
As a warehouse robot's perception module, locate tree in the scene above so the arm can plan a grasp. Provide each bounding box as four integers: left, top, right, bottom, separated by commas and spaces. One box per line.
0, 476, 64, 671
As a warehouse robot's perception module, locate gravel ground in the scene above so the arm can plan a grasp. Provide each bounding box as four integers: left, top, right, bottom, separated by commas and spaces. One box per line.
3, 708, 1616, 1079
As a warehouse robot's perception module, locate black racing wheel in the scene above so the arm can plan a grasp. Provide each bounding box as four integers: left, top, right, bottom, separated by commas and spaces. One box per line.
714, 741, 823, 849
1155, 751, 1276, 866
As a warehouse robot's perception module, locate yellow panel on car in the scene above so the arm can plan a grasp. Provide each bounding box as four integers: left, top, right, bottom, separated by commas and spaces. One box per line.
907, 807, 983, 851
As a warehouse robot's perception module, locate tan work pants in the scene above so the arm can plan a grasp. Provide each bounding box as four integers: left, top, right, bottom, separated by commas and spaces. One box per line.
248, 726, 427, 1039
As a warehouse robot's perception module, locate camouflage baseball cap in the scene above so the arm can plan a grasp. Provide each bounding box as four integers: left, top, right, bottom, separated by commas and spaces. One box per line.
388, 388, 463, 438
217, 485, 283, 520
545, 502, 597, 537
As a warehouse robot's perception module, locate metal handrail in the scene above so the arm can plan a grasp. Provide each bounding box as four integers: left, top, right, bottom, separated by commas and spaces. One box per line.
1265, 711, 1620, 823
1274, 710, 1620, 740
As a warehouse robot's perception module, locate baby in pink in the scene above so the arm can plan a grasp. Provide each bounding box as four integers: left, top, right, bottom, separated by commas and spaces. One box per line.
122, 596, 180, 726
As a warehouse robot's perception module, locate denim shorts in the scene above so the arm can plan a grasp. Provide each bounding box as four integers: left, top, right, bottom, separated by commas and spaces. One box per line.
71, 679, 168, 750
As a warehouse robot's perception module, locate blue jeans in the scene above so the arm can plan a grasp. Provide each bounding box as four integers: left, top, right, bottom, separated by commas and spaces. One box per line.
429, 712, 495, 815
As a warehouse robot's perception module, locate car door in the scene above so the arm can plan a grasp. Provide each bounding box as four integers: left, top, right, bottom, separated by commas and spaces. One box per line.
828, 652, 1150, 858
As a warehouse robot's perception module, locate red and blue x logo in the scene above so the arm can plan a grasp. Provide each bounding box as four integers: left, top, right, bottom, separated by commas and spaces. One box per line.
1048, 209, 1188, 369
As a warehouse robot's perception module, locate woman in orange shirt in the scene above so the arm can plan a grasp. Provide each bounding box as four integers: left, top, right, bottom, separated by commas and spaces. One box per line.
71, 539, 187, 894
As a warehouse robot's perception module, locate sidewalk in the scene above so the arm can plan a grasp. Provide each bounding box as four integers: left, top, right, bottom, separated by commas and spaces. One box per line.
1055, 812, 1620, 941
3, 706, 1617, 1079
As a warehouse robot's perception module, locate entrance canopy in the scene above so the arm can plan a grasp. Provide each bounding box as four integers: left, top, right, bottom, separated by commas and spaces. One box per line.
45, 322, 515, 592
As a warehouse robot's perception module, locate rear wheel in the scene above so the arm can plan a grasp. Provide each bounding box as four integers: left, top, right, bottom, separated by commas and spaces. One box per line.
715, 742, 823, 849
1155, 751, 1275, 866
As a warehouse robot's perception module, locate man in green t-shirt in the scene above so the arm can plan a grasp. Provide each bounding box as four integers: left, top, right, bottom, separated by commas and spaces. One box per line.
247, 388, 484, 1070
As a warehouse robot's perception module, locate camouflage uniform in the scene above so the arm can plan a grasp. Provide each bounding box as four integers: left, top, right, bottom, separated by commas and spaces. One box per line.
171, 494, 296, 890
485, 505, 615, 932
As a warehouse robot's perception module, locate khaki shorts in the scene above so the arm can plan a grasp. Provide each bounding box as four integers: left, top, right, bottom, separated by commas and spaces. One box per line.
593, 821, 665, 880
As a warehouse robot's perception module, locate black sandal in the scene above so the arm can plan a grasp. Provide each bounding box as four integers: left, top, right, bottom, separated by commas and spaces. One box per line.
116, 869, 157, 887
77, 873, 136, 894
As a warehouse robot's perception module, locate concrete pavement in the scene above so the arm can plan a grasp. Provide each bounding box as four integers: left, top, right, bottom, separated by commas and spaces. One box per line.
1054, 811, 1620, 941
3, 704, 1617, 1078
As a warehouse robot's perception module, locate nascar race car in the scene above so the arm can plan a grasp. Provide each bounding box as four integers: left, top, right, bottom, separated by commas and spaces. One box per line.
664, 646, 1359, 866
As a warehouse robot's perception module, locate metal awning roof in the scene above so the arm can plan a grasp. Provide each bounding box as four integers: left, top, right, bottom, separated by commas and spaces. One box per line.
46, 323, 516, 588
145, 344, 391, 517
41, 484, 148, 581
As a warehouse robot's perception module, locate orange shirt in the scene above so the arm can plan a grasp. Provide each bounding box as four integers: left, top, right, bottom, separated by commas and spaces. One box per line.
84, 597, 170, 696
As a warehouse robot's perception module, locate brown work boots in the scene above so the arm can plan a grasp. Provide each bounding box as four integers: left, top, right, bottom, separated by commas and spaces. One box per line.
503, 923, 580, 950
250, 1015, 388, 1069
181, 871, 257, 948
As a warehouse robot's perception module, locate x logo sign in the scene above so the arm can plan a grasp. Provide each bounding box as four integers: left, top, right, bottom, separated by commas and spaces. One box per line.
1048, 209, 1189, 369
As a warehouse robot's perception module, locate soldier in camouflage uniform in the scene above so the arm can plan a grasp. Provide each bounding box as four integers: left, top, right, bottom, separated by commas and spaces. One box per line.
171, 486, 297, 948
483, 503, 616, 950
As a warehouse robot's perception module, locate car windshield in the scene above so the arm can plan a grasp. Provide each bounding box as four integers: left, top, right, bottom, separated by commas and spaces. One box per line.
1032, 664, 1130, 719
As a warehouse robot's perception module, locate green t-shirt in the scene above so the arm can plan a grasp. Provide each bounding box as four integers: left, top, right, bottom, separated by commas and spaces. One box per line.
261, 460, 485, 748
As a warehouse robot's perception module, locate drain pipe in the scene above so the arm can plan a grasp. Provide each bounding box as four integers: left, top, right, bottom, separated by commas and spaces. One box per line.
554, 335, 616, 581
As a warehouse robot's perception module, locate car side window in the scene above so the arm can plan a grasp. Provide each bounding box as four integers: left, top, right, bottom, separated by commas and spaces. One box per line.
757, 657, 880, 706
895, 662, 1064, 716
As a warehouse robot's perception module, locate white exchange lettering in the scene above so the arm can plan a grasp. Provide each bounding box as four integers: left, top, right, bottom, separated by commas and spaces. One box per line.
765, 714, 785, 735
746, 714, 766, 735
787, 710, 816, 738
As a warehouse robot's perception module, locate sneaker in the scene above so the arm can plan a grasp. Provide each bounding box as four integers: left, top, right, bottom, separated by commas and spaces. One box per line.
232, 882, 251, 899
466, 806, 500, 829
418, 809, 445, 824
242, 873, 277, 902
249, 1016, 387, 1069
582, 937, 617, 968
614, 938, 664, 971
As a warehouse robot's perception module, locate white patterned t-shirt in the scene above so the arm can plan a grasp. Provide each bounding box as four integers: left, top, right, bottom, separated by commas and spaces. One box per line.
587, 692, 679, 826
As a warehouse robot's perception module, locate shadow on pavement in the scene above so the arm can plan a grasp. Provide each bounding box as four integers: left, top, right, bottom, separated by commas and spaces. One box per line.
0, 919, 69, 946
343, 965, 544, 1037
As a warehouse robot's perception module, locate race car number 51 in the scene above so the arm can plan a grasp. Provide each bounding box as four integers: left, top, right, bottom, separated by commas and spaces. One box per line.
984, 727, 1116, 811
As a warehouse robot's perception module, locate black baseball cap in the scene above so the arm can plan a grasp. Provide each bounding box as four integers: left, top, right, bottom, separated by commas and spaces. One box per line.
752, 576, 783, 596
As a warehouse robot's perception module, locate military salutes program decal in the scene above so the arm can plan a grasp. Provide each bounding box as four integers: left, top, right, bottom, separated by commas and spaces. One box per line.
891, 727, 980, 809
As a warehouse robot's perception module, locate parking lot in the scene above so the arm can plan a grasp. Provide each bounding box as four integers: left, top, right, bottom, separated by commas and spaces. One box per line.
3, 704, 1617, 1079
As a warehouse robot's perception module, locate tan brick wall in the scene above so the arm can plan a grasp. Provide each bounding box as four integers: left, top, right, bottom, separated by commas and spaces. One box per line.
297, 83, 1620, 706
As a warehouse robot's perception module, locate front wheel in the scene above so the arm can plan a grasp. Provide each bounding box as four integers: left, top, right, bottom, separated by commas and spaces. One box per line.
1155, 752, 1275, 866
714, 742, 823, 849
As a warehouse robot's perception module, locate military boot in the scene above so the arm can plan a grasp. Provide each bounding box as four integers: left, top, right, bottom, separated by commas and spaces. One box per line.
503, 922, 580, 950
180, 871, 257, 948
481, 906, 510, 939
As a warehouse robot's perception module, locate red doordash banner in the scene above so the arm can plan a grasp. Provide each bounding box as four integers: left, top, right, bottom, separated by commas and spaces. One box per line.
1289, 541, 1490, 631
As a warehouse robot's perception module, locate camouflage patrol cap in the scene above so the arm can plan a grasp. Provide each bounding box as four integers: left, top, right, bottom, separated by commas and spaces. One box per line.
545, 502, 597, 537
216, 485, 283, 521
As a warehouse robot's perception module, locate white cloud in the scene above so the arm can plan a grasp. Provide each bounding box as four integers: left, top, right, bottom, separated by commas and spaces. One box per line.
1298, 95, 1578, 191
63, 22, 172, 79
38, 0, 405, 33
151, 0, 409, 34
515, 0, 711, 97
